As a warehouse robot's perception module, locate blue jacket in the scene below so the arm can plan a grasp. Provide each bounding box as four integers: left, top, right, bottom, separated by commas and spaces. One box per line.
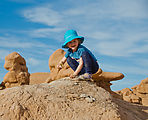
65, 45, 97, 61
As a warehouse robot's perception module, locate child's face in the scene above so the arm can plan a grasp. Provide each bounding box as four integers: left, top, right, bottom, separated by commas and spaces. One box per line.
67, 38, 79, 51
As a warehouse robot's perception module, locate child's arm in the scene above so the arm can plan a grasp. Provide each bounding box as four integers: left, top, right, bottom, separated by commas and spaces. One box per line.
70, 57, 83, 78
57, 56, 67, 69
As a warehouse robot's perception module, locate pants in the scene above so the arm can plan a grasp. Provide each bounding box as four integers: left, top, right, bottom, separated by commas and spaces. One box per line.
67, 51, 99, 75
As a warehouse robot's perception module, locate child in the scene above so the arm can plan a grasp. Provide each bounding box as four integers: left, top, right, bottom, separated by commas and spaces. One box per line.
57, 30, 99, 79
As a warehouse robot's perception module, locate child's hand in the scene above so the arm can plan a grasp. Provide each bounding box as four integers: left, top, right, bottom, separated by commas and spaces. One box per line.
57, 63, 62, 70
70, 73, 77, 78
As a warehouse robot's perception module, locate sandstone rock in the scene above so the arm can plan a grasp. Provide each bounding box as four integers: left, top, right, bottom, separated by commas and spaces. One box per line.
47, 49, 73, 82
3, 71, 17, 83
142, 98, 148, 106
130, 94, 141, 104
4, 52, 26, 72
116, 78, 148, 106
134, 92, 148, 98
2, 52, 30, 88
120, 88, 133, 103
133, 78, 148, 106
131, 85, 138, 94
92, 71, 124, 82
116, 88, 142, 104
123, 95, 132, 103
137, 78, 148, 93
121, 88, 132, 96
30, 72, 51, 85
0, 77, 147, 120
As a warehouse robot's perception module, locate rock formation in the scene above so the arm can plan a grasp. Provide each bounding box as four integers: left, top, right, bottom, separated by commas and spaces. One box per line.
30, 72, 50, 85
45, 49, 124, 97
47, 49, 73, 81
2, 52, 30, 88
116, 78, 148, 106
0, 77, 147, 120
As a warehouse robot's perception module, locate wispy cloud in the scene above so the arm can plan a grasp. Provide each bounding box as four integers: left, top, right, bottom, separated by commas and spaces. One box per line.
86, 29, 148, 57
21, 0, 148, 57
0, 35, 57, 65
64, 0, 148, 20
26, 28, 65, 41
21, 0, 148, 27
0, 36, 48, 48
102, 0, 148, 19
22, 5, 63, 26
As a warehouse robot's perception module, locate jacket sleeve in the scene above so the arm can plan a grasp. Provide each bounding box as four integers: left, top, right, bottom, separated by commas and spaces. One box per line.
64, 49, 70, 58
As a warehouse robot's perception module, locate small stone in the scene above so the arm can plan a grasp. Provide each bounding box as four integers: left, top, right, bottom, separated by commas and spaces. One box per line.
85, 96, 96, 103
74, 82, 79, 85
80, 94, 88, 98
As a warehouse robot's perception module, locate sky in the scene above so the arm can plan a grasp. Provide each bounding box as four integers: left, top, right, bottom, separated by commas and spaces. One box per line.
0, 0, 148, 91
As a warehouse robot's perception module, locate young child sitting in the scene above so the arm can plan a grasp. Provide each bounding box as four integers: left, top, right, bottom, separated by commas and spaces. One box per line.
57, 30, 99, 79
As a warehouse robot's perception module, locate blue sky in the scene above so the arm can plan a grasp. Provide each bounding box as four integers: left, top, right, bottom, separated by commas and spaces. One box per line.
0, 0, 148, 91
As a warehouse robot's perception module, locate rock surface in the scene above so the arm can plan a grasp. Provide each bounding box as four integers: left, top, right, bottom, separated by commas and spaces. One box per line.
30, 72, 50, 85
2, 52, 30, 88
0, 77, 147, 120
116, 78, 148, 106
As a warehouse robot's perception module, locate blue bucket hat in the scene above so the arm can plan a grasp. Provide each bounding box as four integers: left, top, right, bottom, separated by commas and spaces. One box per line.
62, 30, 84, 48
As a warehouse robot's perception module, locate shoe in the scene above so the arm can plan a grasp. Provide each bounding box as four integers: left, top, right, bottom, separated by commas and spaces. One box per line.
78, 73, 92, 80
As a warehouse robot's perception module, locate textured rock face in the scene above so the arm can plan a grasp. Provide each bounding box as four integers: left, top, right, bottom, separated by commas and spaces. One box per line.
45, 49, 124, 97
30, 72, 50, 85
3, 52, 30, 88
0, 78, 147, 120
136, 78, 148, 93
47, 49, 73, 81
116, 78, 148, 106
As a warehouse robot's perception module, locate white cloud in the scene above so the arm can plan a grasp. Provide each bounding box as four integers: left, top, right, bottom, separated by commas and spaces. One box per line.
21, 0, 148, 57
21, 0, 148, 30
62, 0, 148, 20
87, 30, 148, 57
101, 0, 148, 19
22, 5, 63, 26
0, 36, 49, 48
0, 35, 57, 63
88, 32, 114, 40
27, 28, 65, 39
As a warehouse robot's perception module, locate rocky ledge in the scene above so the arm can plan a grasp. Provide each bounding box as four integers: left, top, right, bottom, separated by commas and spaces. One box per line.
0, 77, 148, 120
